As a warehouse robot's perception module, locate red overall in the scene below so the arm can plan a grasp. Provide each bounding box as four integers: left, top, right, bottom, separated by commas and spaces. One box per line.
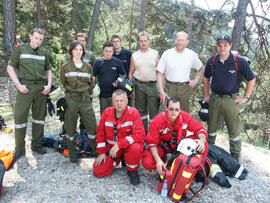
93, 106, 145, 177
142, 110, 208, 170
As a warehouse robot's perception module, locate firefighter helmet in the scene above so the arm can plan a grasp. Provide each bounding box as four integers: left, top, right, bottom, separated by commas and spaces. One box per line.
177, 138, 197, 156
113, 74, 134, 96
198, 100, 209, 122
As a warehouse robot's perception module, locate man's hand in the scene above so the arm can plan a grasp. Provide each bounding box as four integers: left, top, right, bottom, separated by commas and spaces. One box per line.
156, 159, 166, 176
159, 90, 169, 105
194, 139, 205, 153
16, 83, 29, 94
95, 153, 106, 166
234, 96, 248, 105
131, 92, 135, 99
204, 96, 210, 103
42, 84, 51, 95
109, 144, 119, 159
188, 79, 198, 88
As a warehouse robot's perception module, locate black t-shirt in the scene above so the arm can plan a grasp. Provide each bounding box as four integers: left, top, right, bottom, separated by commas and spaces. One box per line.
113, 47, 132, 75
93, 57, 125, 98
204, 53, 255, 94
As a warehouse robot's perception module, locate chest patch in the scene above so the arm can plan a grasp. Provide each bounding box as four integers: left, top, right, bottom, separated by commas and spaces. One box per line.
228, 70, 237, 74
112, 66, 117, 71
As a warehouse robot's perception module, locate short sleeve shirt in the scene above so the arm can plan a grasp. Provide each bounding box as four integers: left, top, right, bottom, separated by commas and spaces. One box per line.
156, 48, 202, 82
204, 53, 255, 94
93, 57, 126, 98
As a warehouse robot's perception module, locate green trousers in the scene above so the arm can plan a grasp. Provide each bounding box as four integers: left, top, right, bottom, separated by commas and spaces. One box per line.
14, 82, 47, 152
207, 93, 242, 158
64, 92, 97, 155
99, 97, 112, 115
135, 79, 159, 133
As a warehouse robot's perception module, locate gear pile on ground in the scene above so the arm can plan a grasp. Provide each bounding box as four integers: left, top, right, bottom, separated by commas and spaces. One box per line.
0, 103, 270, 202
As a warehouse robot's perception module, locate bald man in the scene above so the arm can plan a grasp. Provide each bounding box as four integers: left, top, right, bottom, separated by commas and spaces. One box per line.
157, 31, 204, 112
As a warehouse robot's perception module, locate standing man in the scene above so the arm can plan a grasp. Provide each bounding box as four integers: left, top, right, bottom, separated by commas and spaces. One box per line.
112, 35, 133, 106
142, 97, 208, 175
204, 34, 256, 161
93, 41, 125, 114
157, 31, 204, 113
93, 89, 145, 185
7, 28, 52, 158
129, 31, 159, 132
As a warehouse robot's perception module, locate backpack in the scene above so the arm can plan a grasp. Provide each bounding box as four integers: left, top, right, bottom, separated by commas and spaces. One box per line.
0, 150, 14, 196
158, 153, 211, 202
210, 54, 239, 71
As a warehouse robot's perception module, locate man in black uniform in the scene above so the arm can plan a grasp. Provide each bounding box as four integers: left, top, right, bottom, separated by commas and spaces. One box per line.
93, 41, 125, 114
203, 34, 256, 161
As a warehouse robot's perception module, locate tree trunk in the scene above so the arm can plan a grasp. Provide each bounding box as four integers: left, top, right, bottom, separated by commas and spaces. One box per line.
36, 0, 41, 28
70, 0, 78, 31
86, 0, 102, 50
136, 0, 145, 50
187, 0, 195, 48
231, 0, 248, 51
129, 0, 135, 50
3, 0, 17, 56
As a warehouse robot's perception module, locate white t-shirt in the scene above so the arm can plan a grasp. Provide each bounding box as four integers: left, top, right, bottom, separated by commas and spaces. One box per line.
133, 48, 159, 82
156, 47, 202, 82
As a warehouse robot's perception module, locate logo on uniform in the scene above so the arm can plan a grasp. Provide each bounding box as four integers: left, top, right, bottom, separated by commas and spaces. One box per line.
228, 70, 237, 74
112, 67, 117, 70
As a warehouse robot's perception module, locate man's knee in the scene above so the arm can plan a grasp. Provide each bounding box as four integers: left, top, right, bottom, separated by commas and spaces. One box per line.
142, 149, 156, 170
93, 156, 115, 177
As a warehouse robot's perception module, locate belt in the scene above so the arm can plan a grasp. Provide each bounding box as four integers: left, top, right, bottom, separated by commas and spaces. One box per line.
166, 80, 189, 85
135, 78, 156, 84
212, 91, 233, 97
20, 79, 47, 85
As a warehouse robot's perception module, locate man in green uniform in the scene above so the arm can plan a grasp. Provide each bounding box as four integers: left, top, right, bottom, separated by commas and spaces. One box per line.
7, 28, 52, 159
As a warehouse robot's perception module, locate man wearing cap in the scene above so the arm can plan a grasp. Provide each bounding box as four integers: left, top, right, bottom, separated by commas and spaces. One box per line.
7, 28, 52, 159
203, 34, 256, 161
157, 31, 204, 113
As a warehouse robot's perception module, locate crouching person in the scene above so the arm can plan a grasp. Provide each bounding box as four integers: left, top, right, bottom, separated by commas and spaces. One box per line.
93, 89, 145, 185
142, 97, 208, 176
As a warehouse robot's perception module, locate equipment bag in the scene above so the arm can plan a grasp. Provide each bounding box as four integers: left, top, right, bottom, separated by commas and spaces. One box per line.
158, 153, 211, 202
0, 150, 14, 196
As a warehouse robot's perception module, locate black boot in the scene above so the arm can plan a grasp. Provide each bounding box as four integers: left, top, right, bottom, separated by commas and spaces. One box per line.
127, 171, 140, 185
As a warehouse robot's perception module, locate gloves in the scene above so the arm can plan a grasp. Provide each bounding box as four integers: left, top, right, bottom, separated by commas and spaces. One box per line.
56, 97, 67, 122
47, 98, 55, 116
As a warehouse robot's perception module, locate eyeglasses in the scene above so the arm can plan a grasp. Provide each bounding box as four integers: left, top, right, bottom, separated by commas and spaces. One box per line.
112, 40, 120, 43
168, 107, 180, 112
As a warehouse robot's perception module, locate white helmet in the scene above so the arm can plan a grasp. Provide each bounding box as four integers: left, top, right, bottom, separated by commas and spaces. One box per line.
177, 138, 197, 156
92, 84, 100, 97
49, 87, 64, 101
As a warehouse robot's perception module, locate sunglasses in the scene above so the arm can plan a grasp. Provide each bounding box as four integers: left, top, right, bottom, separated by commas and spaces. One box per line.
168, 107, 180, 112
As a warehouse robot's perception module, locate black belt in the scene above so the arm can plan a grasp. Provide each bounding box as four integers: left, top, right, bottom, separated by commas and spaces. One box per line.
135, 78, 156, 84
20, 79, 47, 85
166, 80, 189, 85
213, 91, 232, 97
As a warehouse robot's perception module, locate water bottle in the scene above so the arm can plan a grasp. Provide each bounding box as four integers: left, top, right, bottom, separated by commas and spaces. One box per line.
161, 179, 168, 200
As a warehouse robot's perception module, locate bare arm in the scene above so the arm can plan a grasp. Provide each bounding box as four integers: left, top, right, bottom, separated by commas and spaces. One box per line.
203, 76, 210, 103
157, 71, 168, 105
128, 56, 135, 81
7, 65, 29, 94
234, 78, 256, 104
150, 147, 166, 176
189, 65, 205, 88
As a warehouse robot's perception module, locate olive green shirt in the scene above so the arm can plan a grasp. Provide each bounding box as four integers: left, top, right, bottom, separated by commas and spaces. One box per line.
8, 44, 51, 81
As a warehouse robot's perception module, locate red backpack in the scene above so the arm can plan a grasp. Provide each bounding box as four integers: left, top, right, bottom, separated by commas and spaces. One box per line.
158, 153, 211, 202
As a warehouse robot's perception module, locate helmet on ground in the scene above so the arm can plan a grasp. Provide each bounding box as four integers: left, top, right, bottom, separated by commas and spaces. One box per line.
177, 138, 197, 156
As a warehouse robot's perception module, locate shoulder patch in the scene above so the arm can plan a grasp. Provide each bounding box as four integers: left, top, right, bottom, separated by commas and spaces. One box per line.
62, 62, 68, 68
88, 63, 91, 68
16, 44, 20, 48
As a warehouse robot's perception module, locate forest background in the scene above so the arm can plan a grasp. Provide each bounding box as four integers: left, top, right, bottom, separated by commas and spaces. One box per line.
0, 0, 269, 149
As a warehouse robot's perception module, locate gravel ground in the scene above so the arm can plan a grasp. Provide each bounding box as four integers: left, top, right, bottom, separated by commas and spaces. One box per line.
1, 84, 270, 202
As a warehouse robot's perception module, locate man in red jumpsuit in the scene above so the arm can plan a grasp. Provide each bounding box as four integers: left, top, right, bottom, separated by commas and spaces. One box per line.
142, 97, 208, 175
93, 89, 145, 185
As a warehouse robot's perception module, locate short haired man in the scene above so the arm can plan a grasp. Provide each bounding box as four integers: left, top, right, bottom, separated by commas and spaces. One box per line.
203, 34, 256, 161
93, 89, 145, 185
7, 28, 52, 158
142, 97, 208, 176
129, 31, 159, 132
157, 31, 204, 112
111, 34, 132, 76
93, 41, 126, 114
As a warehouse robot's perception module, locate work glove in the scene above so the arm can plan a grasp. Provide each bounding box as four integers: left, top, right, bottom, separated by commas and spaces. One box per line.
47, 98, 55, 116
56, 97, 67, 122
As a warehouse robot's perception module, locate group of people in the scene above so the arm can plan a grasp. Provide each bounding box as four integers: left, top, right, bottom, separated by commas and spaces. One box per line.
6, 28, 255, 186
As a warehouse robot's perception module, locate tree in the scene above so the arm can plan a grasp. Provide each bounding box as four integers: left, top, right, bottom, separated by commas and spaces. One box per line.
86, 0, 102, 50
36, 0, 41, 28
2, 0, 16, 56
187, 0, 195, 48
231, 0, 249, 51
